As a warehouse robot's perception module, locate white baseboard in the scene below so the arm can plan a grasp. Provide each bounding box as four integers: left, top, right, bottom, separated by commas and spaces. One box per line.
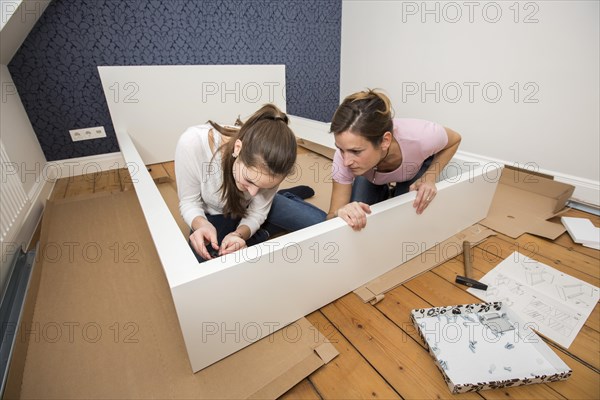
553, 176, 599, 207
456, 150, 599, 207
46, 152, 126, 179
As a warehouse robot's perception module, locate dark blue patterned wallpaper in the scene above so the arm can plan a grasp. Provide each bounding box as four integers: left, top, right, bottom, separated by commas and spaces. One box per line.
8, 0, 341, 161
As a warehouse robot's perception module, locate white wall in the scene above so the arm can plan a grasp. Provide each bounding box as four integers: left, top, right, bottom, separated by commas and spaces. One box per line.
340, 1, 599, 202
1, 0, 51, 64
1, 65, 46, 195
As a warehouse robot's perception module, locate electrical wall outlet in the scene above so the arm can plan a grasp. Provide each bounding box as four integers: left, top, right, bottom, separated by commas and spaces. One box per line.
69, 126, 107, 142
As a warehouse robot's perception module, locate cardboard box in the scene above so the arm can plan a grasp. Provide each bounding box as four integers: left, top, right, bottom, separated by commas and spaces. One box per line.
411, 302, 572, 394
480, 167, 575, 240
4, 191, 337, 399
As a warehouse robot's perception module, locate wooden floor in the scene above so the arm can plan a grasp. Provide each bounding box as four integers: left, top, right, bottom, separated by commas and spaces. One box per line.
47, 158, 600, 400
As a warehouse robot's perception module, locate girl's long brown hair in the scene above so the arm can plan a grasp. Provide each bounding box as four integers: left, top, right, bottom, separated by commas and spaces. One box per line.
209, 104, 297, 218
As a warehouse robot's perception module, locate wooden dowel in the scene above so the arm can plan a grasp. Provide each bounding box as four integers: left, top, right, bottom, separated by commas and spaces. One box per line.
463, 240, 473, 278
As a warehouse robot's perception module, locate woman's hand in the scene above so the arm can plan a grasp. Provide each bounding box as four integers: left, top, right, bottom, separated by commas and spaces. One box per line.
189, 218, 219, 260
410, 181, 437, 215
220, 231, 247, 256
336, 201, 372, 231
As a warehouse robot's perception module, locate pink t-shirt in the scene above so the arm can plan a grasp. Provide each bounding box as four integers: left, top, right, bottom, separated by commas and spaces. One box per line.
332, 118, 448, 185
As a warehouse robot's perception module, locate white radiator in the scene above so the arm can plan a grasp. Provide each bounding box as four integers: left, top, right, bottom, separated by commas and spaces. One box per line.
0, 141, 30, 245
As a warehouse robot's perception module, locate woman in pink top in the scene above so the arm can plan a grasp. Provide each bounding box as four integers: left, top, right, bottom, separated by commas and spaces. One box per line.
327, 89, 461, 230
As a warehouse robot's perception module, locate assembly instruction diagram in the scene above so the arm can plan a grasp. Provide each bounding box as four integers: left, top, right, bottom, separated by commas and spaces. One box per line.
468, 251, 599, 348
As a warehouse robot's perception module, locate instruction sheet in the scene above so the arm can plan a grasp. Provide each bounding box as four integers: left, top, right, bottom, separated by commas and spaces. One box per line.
468, 251, 599, 348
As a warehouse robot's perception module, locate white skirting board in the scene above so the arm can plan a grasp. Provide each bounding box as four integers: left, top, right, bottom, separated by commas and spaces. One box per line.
117, 129, 499, 372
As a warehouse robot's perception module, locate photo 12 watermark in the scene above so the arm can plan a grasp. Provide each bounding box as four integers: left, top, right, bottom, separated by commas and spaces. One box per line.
201, 81, 286, 104
3, 321, 140, 345
213, 239, 341, 265
200, 320, 338, 345
108, 81, 140, 104
1, 82, 18, 103
400, 81, 540, 104
401, 1, 540, 24
34, 241, 140, 264
1, 0, 45, 26
0, 160, 139, 186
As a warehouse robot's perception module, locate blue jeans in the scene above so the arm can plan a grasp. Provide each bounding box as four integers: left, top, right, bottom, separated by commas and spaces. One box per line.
262, 192, 327, 236
351, 156, 434, 205
190, 192, 326, 262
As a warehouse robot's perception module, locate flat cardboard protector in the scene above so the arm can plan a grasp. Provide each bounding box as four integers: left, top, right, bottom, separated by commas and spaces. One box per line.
354, 224, 495, 303
480, 168, 574, 239
6, 191, 337, 400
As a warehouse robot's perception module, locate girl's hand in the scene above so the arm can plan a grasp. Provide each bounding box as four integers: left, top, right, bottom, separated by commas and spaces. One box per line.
220, 231, 247, 256
336, 201, 372, 231
410, 181, 437, 215
190, 220, 219, 260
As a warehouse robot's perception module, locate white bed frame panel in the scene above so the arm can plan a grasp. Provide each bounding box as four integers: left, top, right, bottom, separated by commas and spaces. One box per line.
98, 65, 287, 164
118, 128, 499, 372
103, 66, 500, 372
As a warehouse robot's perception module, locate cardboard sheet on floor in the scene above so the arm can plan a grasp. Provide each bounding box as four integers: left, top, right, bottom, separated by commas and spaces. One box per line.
354, 224, 495, 303
480, 168, 574, 239
5, 191, 337, 399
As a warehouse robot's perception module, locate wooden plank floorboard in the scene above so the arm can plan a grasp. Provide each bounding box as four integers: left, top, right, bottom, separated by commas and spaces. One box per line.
377, 279, 597, 399
550, 345, 600, 400
117, 167, 134, 191
402, 269, 585, 399
48, 177, 69, 200
162, 161, 176, 181
305, 311, 401, 400
279, 379, 322, 400
64, 174, 95, 198
147, 163, 169, 182
490, 233, 600, 282
321, 294, 483, 399
94, 169, 122, 193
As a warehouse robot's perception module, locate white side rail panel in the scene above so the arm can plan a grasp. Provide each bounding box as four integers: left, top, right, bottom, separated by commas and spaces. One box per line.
173, 165, 500, 371
115, 130, 201, 288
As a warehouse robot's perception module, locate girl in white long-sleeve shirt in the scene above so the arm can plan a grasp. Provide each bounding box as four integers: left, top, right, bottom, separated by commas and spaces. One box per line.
175, 104, 326, 262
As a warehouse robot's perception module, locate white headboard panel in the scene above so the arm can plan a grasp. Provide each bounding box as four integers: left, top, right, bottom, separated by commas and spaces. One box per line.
98, 65, 286, 164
